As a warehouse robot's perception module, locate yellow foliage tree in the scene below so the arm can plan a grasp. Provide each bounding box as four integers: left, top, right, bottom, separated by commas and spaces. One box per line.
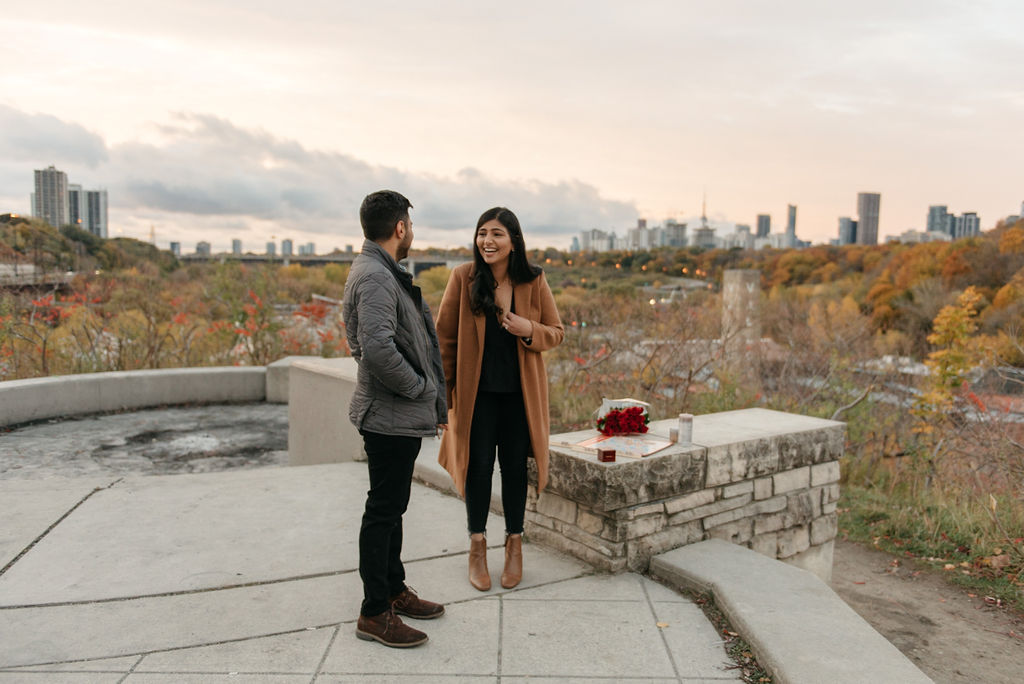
915, 286, 985, 423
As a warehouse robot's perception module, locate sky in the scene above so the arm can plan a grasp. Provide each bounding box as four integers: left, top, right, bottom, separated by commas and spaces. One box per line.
1, 0, 1023, 253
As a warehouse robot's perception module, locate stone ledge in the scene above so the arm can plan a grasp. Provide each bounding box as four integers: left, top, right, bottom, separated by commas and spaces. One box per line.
650, 539, 933, 684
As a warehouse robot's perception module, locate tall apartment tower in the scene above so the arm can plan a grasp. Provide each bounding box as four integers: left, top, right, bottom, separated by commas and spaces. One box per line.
785, 205, 797, 247
65, 183, 107, 237
756, 214, 771, 238
85, 189, 108, 238
953, 212, 980, 239
68, 184, 84, 228
32, 166, 69, 228
838, 217, 858, 245
927, 205, 952, 236
231, 239, 242, 255
856, 192, 881, 245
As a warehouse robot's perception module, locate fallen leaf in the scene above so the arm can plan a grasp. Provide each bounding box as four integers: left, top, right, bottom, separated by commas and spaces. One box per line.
968, 593, 977, 598
944, 564, 956, 570
656, 622, 669, 628
853, 581, 866, 585
990, 554, 1011, 569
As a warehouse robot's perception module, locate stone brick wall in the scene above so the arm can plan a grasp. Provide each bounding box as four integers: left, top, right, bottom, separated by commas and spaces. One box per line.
525, 408, 844, 582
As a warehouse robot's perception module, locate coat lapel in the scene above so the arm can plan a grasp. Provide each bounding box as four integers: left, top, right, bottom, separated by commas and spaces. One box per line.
513, 280, 533, 319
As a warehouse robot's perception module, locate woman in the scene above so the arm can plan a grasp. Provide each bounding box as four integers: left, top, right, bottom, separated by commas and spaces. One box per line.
436, 207, 564, 591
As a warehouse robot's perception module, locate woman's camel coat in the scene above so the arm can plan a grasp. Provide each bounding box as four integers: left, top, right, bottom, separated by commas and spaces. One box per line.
436, 262, 564, 496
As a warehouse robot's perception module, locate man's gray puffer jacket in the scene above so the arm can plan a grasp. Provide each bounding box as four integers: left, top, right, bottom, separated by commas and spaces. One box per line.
342, 239, 447, 437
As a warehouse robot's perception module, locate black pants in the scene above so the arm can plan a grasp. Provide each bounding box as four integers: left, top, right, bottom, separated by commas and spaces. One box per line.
465, 391, 530, 536
358, 430, 421, 617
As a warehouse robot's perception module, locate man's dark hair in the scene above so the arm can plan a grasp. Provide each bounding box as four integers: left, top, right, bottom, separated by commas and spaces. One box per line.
360, 190, 413, 242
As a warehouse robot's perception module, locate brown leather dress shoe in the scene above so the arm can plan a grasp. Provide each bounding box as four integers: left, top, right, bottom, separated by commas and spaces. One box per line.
390, 586, 445, 619
356, 608, 428, 648
501, 533, 523, 589
469, 535, 491, 591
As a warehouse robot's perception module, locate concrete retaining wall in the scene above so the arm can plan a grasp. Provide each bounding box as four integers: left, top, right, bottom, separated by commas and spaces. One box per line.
0, 367, 266, 427
287, 357, 364, 464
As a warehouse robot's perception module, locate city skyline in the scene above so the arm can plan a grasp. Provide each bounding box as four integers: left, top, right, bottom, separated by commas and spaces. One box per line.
15, 164, 1002, 255
2, 2, 1023, 251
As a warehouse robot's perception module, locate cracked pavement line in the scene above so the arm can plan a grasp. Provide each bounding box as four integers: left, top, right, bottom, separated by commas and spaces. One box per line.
0, 477, 122, 578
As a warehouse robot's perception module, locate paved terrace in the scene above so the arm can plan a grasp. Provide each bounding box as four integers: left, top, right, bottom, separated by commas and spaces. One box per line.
1, 418, 742, 683
1, 401, 933, 683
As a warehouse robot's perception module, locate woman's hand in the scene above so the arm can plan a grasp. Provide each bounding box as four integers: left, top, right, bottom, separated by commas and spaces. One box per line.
501, 311, 534, 338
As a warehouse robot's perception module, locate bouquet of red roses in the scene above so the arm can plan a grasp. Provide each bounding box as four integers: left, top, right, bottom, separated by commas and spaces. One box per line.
596, 405, 649, 436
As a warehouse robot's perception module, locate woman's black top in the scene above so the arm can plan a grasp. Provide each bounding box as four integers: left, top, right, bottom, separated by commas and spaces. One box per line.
478, 294, 521, 393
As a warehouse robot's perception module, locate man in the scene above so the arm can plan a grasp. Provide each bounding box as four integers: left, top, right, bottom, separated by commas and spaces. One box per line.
342, 190, 448, 647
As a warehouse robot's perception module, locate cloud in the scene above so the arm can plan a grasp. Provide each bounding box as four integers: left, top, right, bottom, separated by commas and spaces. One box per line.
0, 105, 108, 167
0, 108, 636, 247
98, 113, 636, 242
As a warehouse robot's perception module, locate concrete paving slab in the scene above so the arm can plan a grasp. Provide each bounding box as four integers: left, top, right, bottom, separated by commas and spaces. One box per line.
0, 674, 124, 683
321, 599, 500, 676
0, 575, 357, 668
1, 655, 139, 673
501, 680, 678, 684
318, 677, 497, 684
0, 477, 116, 570
135, 627, 334, 673
398, 544, 591, 606
500, 597, 677, 678
503, 571, 647, 602
124, 676, 310, 683
651, 538, 933, 684
643, 577, 691, 603
0, 462, 497, 605
651, 600, 741, 680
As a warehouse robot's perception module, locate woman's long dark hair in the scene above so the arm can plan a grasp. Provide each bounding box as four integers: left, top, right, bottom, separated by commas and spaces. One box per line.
469, 207, 542, 317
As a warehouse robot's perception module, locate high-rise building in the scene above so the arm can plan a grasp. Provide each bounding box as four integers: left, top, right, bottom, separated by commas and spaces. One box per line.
232, 239, 242, 255
52, 177, 106, 237
282, 239, 294, 256
68, 184, 84, 229
856, 193, 881, 245
169, 242, 181, 257
838, 217, 858, 245
196, 241, 211, 256
953, 212, 980, 239
785, 205, 797, 247
926, 205, 952, 236
266, 242, 277, 256
692, 225, 716, 249
663, 219, 687, 247
32, 166, 69, 228
84, 190, 108, 238
756, 214, 771, 238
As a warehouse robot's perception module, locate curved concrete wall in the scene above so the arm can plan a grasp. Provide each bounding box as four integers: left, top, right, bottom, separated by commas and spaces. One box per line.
0, 367, 266, 428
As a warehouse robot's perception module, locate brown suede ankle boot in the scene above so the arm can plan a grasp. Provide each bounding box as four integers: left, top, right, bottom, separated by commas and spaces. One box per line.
468, 535, 491, 591
501, 534, 522, 589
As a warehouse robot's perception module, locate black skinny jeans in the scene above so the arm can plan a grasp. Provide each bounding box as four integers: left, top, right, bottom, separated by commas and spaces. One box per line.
358, 430, 420, 617
465, 390, 530, 536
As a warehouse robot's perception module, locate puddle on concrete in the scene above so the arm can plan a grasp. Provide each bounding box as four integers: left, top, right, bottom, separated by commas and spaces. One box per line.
1, 403, 290, 479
